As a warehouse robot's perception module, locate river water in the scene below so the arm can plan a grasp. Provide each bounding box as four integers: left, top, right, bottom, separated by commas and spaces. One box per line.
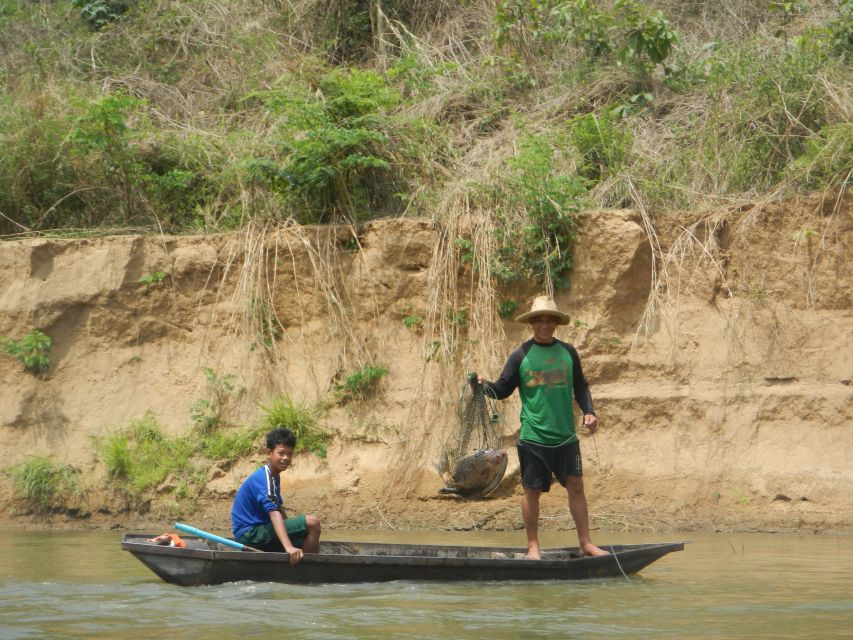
0, 528, 850, 639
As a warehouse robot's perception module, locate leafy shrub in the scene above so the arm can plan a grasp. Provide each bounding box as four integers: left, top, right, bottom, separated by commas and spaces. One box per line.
248, 69, 399, 222
569, 110, 632, 181
259, 395, 329, 458
498, 299, 518, 319
402, 315, 424, 332
138, 271, 167, 290
67, 92, 148, 223
71, 0, 131, 31
2, 330, 52, 373
495, 0, 679, 78
487, 134, 588, 287
8, 456, 81, 513
190, 368, 237, 435
335, 365, 389, 404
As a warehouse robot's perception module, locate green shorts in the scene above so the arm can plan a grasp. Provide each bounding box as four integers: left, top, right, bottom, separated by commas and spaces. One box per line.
236, 514, 308, 552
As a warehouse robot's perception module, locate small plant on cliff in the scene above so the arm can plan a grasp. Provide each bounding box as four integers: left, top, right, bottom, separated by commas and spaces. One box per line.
190, 367, 237, 435
8, 456, 81, 514
402, 315, 424, 332
335, 365, 389, 404
259, 395, 329, 458
138, 271, 167, 291
2, 330, 52, 374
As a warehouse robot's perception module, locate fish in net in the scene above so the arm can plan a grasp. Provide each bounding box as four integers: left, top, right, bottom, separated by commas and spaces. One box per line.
437, 373, 508, 498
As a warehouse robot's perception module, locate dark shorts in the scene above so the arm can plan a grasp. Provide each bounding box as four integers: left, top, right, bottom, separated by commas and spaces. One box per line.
236, 514, 308, 552
517, 439, 582, 492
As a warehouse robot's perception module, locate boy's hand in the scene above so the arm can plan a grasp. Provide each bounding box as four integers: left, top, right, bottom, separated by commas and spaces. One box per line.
285, 546, 303, 564
583, 413, 598, 434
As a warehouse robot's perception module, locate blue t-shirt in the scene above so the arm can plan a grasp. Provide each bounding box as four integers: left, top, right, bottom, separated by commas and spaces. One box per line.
231, 465, 283, 539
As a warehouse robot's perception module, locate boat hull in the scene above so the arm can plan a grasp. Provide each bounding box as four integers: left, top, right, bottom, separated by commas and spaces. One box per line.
122, 535, 684, 586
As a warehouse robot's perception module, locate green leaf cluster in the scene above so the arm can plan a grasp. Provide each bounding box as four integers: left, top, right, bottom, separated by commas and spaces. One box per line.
71, 0, 131, 31
335, 365, 389, 404
487, 134, 588, 287
2, 330, 52, 374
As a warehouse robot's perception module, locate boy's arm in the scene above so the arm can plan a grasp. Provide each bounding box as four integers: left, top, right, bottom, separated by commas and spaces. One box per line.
269, 509, 303, 565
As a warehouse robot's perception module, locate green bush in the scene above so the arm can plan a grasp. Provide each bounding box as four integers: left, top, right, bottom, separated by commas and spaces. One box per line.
2, 330, 52, 373
259, 395, 329, 458
486, 134, 588, 288
569, 110, 632, 181
71, 0, 131, 31
8, 456, 81, 513
190, 367, 236, 435
495, 0, 679, 77
335, 365, 389, 404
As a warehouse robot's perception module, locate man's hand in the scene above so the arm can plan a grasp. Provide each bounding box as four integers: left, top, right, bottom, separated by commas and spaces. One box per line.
583, 413, 599, 434
285, 546, 303, 565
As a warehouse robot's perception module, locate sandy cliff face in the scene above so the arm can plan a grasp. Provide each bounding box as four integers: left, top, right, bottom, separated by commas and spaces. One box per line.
1, 193, 850, 533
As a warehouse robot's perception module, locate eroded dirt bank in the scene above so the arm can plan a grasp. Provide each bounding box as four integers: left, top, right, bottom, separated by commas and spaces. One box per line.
1, 192, 851, 535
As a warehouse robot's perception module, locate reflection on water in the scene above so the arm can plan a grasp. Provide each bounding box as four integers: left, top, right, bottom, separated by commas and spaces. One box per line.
0, 529, 851, 639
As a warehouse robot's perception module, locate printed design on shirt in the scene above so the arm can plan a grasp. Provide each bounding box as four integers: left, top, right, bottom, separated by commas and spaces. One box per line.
525, 366, 570, 389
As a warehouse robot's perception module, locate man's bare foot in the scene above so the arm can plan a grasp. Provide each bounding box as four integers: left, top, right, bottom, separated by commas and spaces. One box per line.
579, 542, 609, 557
524, 545, 541, 560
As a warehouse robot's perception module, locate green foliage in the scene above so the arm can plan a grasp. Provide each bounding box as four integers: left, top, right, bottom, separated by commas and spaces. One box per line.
2, 330, 52, 373
335, 365, 389, 404
787, 122, 853, 189
67, 91, 148, 222
569, 110, 632, 181
97, 413, 194, 496
249, 297, 283, 352
259, 395, 329, 458
487, 134, 588, 287
138, 271, 167, 290
249, 68, 414, 222
495, 0, 679, 78
827, 0, 853, 60
190, 367, 237, 435
697, 37, 832, 193
454, 237, 475, 263
498, 299, 518, 319
198, 426, 264, 463
8, 456, 81, 513
71, 1, 132, 31
614, 1, 679, 72
0, 0, 846, 244
403, 315, 424, 331
447, 307, 469, 328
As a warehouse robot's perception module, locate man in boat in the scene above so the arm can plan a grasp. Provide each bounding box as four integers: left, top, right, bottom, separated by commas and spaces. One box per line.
231, 427, 321, 564
479, 295, 608, 559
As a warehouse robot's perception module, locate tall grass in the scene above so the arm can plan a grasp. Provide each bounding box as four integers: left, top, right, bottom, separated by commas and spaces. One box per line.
259, 395, 329, 458
8, 456, 81, 514
98, 413, 194, 496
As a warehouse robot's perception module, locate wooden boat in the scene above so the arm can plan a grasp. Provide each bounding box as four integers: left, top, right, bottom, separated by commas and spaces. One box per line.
122, 534, 684, 586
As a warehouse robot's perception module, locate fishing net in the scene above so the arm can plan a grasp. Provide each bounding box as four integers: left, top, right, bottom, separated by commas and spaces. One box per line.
437, 373, 507, 498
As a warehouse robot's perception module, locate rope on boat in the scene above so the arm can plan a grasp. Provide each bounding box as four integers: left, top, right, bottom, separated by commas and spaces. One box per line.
609, 545, 631, 582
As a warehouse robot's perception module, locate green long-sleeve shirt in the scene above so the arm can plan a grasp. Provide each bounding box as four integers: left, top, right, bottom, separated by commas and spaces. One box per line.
484, 339, 595, 446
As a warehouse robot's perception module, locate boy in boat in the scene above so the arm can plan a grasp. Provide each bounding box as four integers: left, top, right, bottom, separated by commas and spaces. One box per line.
231, 427, 321, 564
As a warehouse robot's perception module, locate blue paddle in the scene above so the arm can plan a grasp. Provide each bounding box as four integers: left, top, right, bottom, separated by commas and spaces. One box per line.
174, 522, 262, 552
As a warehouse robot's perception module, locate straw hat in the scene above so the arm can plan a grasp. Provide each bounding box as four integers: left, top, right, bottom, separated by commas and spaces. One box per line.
515, 295, 571, 325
